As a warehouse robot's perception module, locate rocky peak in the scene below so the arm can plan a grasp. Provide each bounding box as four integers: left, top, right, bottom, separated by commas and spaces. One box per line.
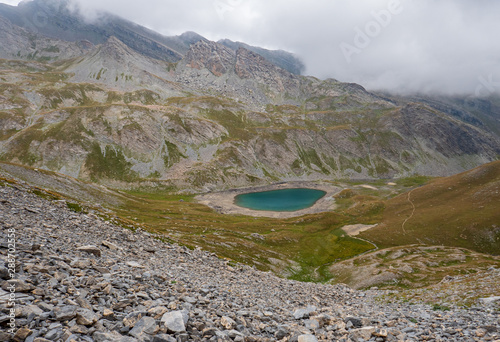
183, 40, 236, 76
234, 46, 300, 94
235, 46, 283, 79
219, 38, 305, 75
98, 36, 136, 63
178, 31, 206, 45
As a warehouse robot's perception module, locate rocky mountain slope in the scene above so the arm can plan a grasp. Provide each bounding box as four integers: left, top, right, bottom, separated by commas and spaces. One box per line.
1, 59, 499, 189
1, 178, 499, 342
62, 36, 183, 94
0, 14, 92, 62
0, 4, 499, 189
0, 0, 303, 74
378, 92, 500, 138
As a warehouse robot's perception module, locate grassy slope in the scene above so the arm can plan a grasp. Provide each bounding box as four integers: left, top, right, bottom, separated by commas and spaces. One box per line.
360, 161, 500, 255
328, 245, 499, 291
2, 160, 499, 287
115, 189, 375, 282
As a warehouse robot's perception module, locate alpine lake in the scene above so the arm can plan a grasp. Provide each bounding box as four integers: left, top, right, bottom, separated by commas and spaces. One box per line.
234, 188, 327, 212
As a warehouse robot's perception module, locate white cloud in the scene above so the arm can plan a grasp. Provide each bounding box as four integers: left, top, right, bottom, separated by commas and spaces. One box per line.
0, 0, 22, 5
3, 0, 499, 95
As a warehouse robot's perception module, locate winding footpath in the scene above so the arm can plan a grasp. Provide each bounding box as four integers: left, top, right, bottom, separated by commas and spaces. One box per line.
401, 188, 417, 235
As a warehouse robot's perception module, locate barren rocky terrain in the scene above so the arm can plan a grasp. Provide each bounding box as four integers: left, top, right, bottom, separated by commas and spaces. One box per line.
1, 179, 500, 342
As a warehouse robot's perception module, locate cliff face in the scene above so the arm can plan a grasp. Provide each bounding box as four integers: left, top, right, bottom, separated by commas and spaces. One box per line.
183, 40, 236, 77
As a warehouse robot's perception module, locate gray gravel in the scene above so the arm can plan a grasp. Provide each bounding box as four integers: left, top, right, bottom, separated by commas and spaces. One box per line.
0, 181, 499, 341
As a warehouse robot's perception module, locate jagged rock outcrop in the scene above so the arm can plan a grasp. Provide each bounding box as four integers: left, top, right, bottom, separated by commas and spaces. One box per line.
183, 40, 236, 77
219, 38, 305, 75
235, 47, 301, 95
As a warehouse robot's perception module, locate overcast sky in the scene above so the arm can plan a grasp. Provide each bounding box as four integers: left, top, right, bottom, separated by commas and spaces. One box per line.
3, 0, 500, 95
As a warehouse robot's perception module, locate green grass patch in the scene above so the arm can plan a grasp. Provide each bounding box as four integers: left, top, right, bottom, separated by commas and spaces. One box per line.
432, 303, 451, 311
31, 188, 61, 201
164, 141, 186, 168
203, 109, 252, 141
396, 175, 433, 187
108, 189, 380, 282
66, 202, 86, 213
84, 143, 139, 182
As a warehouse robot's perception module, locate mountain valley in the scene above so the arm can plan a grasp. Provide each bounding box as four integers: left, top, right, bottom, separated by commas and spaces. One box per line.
0, 2, 499, 340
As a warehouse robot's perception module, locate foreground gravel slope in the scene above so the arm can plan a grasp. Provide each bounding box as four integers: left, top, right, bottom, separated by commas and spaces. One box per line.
0, 181, 499, 342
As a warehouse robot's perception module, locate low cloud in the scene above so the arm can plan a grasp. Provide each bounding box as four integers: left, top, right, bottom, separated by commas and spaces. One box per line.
10, 0, 500, 95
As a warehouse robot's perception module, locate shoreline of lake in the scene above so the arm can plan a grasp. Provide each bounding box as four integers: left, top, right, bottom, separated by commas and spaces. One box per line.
195, 181, 342, 218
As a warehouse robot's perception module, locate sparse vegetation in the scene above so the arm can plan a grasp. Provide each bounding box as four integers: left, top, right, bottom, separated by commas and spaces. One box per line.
432, 303, 451, 311
203, 108, 252, 141
0, 32, 499, 292
84, 143, 138, 182
66, 202, 85, 213
163, 141, 186, 168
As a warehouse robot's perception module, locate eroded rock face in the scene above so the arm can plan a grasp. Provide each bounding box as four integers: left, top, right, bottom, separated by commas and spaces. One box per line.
184, 40, 235, 76
235, 47, 300, 94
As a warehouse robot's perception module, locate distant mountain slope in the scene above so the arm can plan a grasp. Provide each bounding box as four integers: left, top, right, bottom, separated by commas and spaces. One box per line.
408, 94, 500, 137
0, 10, 499, 189
0, 0, 305, 74
62, 36, 183, 94
377, 91, 500, 137
0, 0, 184, 62
0, 14, 90, 62
360, 161, 500, 255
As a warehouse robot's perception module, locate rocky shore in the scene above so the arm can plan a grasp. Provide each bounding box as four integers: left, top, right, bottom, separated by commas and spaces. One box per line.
1, 180, 499, 341
195, 182, 340, 218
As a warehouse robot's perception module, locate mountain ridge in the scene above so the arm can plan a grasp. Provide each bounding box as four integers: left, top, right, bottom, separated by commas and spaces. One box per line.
0, 0, 305, 74
0, 4, 499, 190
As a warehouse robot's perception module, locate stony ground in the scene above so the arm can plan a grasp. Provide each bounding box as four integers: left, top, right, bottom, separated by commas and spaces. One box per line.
0, 180, 499, 342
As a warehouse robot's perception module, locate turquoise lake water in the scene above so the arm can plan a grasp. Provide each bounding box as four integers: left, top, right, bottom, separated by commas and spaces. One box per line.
234, 188, 326, 212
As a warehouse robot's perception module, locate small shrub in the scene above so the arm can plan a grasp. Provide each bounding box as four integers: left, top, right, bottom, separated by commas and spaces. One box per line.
67, 202, 85, 213
432, 304, 450, 311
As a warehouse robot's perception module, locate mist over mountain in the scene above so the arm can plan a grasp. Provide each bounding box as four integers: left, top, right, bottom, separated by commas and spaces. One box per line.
4, 0, 498, 96
0, 0, 304, 74
1, 7, 499, 190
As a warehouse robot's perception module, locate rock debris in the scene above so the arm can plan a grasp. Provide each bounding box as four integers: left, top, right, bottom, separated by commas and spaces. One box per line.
0, 183, 499, 342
